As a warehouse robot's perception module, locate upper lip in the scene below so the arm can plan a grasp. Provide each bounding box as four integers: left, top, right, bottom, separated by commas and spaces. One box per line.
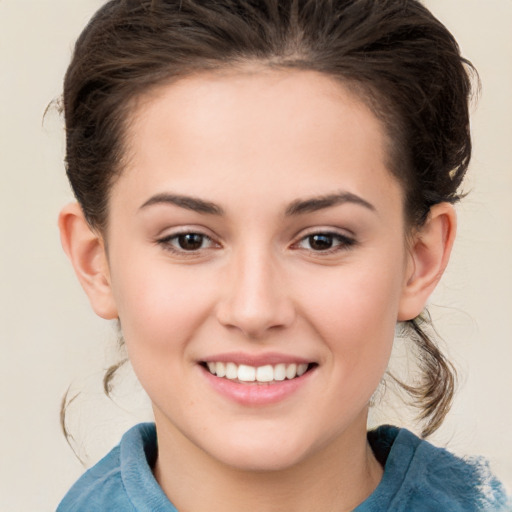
200, 352, 314, 367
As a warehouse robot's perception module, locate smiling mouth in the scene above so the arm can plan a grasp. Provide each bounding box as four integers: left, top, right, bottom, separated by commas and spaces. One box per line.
201, 362, 316, 383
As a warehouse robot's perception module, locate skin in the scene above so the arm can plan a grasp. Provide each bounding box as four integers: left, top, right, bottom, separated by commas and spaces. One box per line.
60, 68, 456, 512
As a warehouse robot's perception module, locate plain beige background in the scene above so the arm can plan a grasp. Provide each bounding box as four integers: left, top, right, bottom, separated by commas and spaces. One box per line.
0, 0, 511, 510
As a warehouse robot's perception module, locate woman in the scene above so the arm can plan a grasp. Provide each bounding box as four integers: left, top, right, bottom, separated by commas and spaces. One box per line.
56, 0, 508, 510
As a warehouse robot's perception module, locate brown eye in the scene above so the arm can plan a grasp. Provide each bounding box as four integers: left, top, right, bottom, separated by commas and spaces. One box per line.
307, 234, 334, 251
295, 232, 356, 253
157, 231, 217, 254
176, 233, 206, 251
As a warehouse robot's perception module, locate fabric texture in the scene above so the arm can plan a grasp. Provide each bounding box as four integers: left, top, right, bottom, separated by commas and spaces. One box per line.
57, 423, 509, 511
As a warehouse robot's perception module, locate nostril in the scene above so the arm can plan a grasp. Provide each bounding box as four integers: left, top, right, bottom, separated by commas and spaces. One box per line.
215, 294, 296, 339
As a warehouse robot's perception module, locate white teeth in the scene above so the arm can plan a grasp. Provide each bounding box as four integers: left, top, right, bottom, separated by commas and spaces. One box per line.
285, 363, 297, 380
216, 362, 226, 378
256, 365, 274, 382
297, 363, 308, 376
226, 362, 238, 380
274, 363, 286, 381
205, 361, 310, 382
238, 364, 256, 382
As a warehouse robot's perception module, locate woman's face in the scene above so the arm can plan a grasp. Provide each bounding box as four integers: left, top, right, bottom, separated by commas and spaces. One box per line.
105, 69, 413, 471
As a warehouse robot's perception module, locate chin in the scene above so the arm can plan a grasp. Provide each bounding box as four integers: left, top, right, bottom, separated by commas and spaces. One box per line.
199, 429, 322, 473
215, 447, 308, 473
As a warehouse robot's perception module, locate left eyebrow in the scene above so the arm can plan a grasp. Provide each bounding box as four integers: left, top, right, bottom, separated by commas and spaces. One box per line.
285, 192, 376, 216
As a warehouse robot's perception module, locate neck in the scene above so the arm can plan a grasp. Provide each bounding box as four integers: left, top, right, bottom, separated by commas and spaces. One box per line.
153, 412, 383, 512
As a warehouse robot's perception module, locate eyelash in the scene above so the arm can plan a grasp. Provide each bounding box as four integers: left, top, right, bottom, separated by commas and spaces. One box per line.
156, 231, 219, 255
156, 230, 357, 256
292, 232, 357, 254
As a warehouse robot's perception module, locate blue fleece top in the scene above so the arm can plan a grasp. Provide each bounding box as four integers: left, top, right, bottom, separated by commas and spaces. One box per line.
57, 423, 509, 511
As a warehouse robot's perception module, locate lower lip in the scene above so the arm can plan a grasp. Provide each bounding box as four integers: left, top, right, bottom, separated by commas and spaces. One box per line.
200, 366, 315, 406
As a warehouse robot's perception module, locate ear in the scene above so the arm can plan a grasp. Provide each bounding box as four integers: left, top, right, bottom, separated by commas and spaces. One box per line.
398, 203, 457, 321
58, 203, 118, 320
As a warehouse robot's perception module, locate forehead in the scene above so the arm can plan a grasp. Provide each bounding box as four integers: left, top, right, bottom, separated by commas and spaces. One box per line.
114, 68, 402, 216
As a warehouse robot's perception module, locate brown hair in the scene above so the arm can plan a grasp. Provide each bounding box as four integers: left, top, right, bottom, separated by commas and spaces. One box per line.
62, 0, 476, 437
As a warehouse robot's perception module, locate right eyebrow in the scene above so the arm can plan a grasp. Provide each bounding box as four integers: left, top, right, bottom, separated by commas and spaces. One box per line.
139, 193, 225, 215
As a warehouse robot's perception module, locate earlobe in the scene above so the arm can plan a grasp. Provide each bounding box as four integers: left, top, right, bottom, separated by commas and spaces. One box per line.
398, 203, 457, 322
58, 203, 118, 320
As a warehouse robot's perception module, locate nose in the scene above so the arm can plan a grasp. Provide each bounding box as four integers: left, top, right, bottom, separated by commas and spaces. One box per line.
215, 247, 296, 339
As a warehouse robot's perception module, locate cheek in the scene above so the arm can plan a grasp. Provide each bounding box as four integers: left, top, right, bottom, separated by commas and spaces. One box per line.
301, 264, 403, 339
109, 262, 220, 412
109, 256, 216, 358
295, 254, 405, 380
